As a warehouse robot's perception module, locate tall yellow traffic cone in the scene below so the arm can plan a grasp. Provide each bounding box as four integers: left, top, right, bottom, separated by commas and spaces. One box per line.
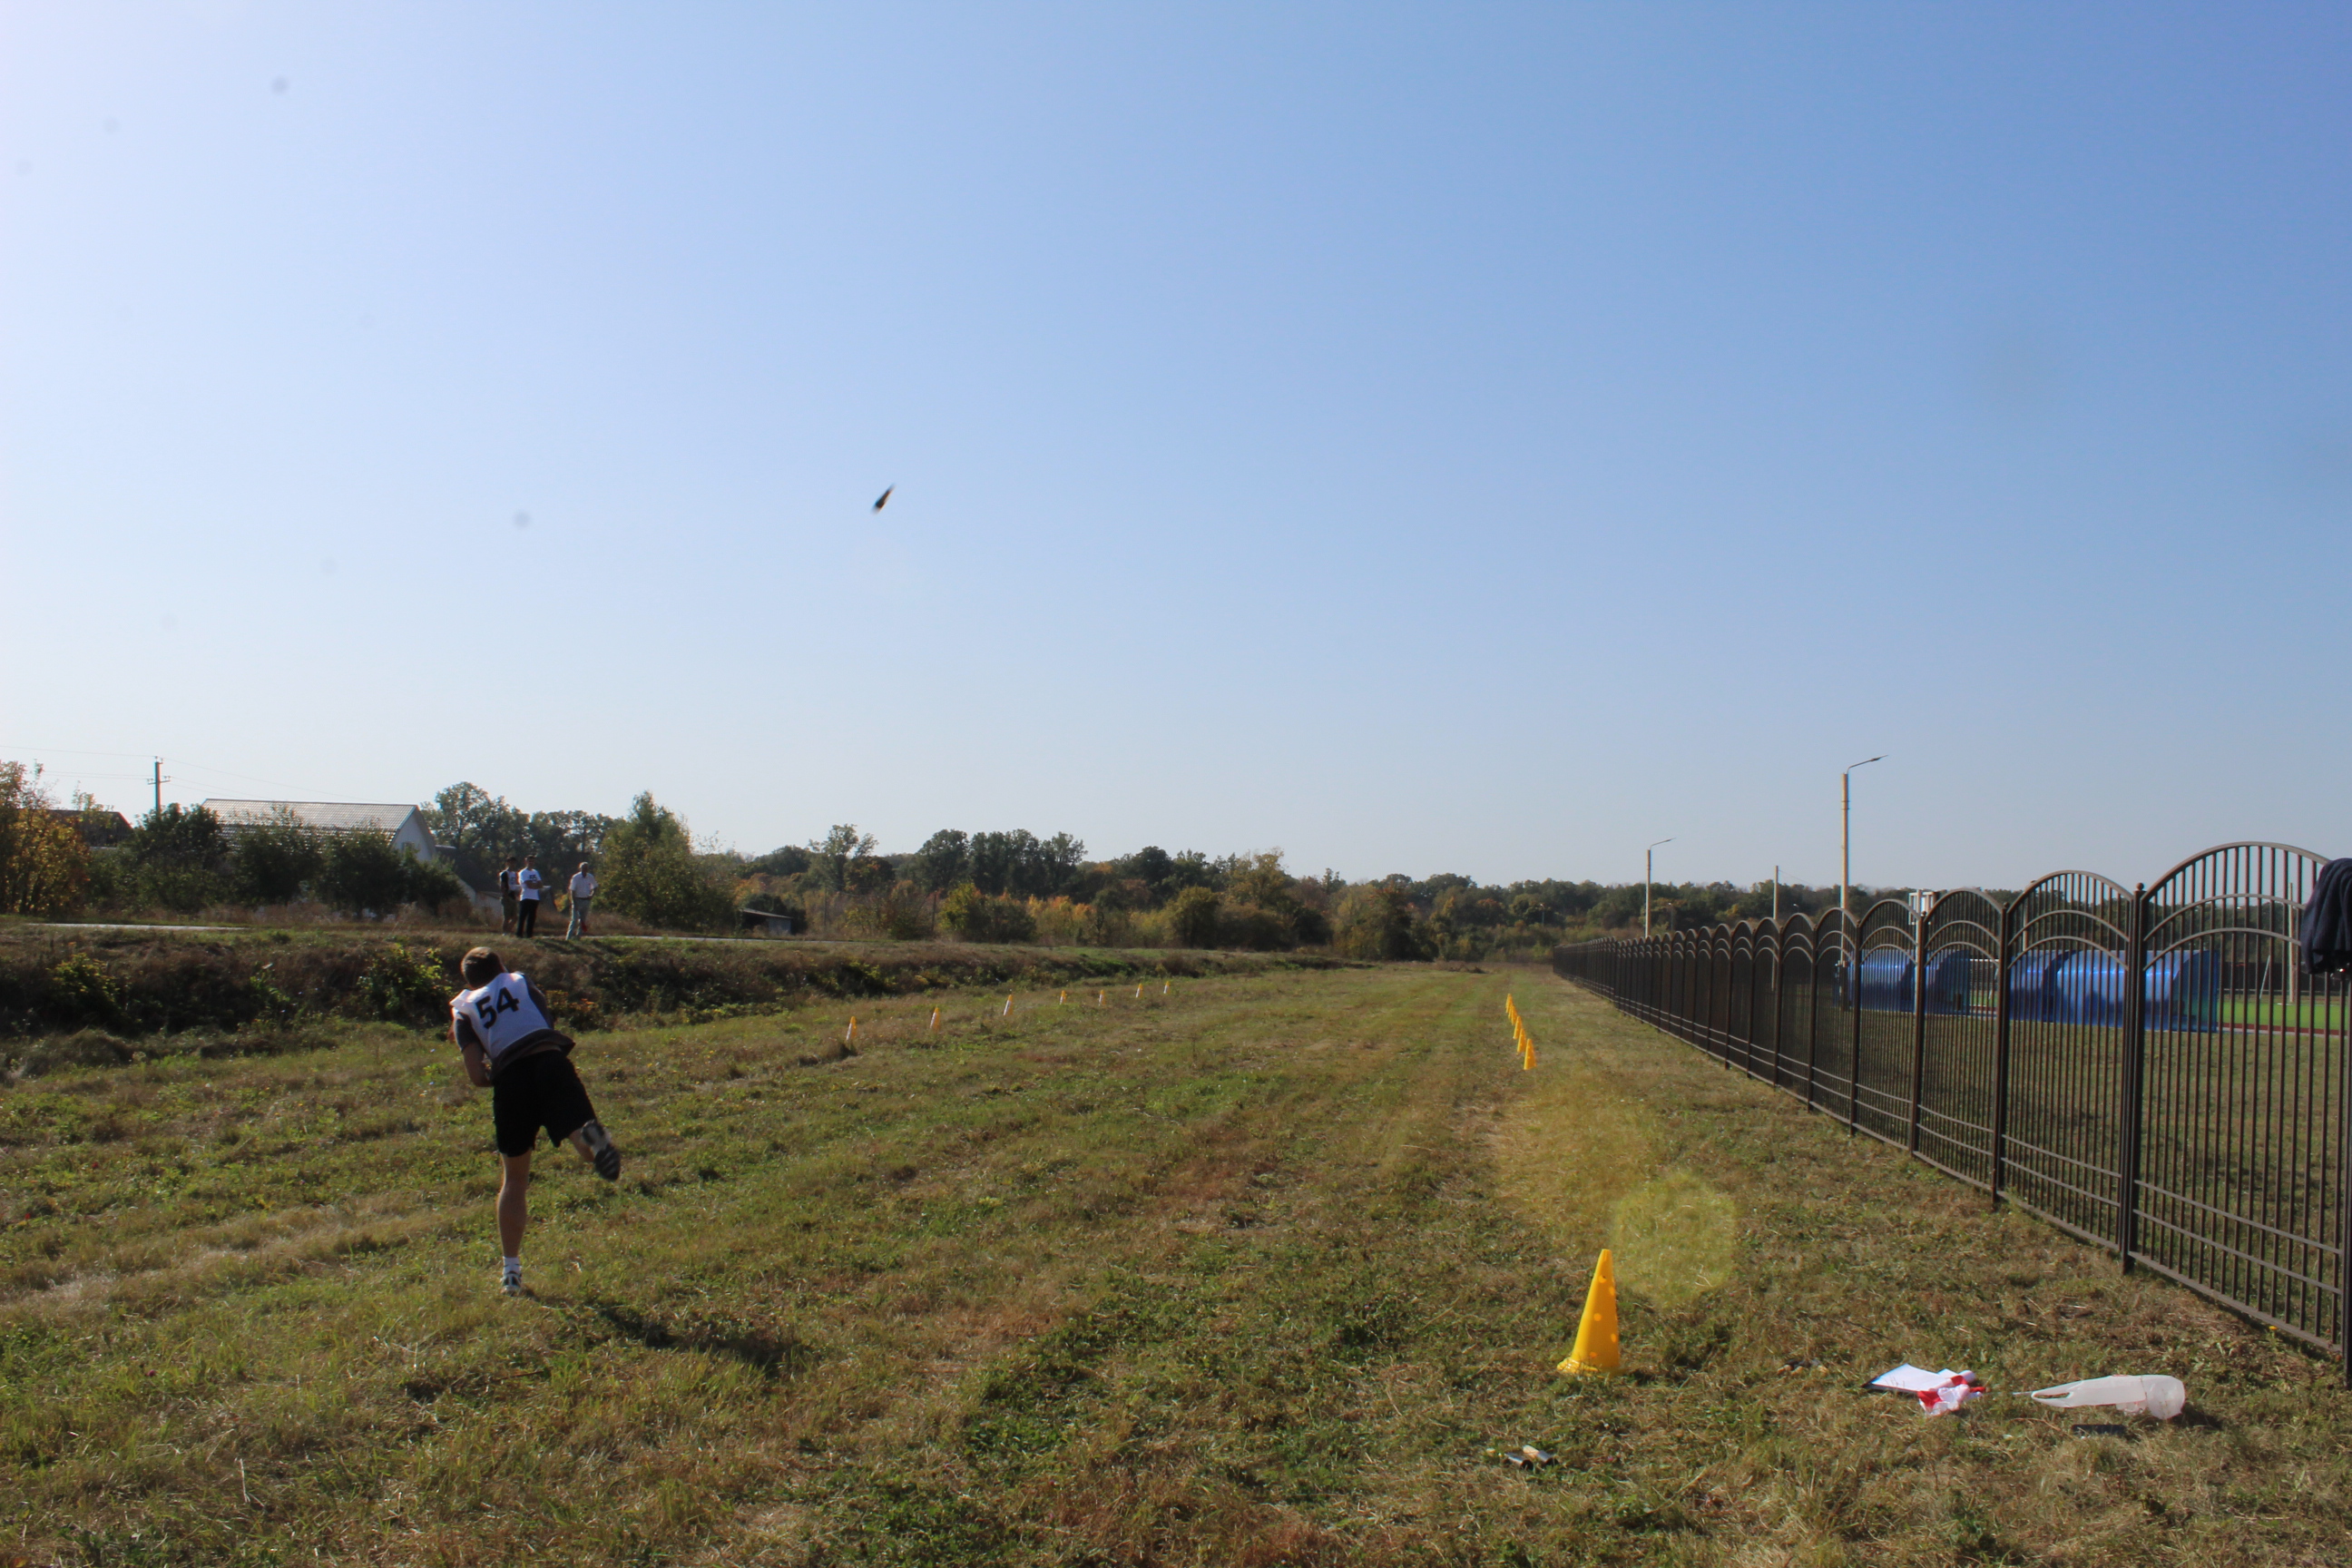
1557, 1250, 1621, 1375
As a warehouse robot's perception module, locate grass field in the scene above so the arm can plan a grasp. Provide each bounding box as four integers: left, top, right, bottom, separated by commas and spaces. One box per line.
2215, 997, 2347, 1031
4, 965, 2347, 1565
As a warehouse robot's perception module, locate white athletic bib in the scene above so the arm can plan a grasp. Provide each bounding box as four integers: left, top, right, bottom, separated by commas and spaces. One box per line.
452, 973, 555, 1067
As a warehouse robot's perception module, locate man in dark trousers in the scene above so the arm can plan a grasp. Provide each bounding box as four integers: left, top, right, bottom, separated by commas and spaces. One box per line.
515, 855, 544, 937
497, 857, 521, 936
449, 946, 622, 1295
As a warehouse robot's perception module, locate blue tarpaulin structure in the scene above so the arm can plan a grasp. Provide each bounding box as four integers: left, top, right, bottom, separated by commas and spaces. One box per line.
2053, 952, 2132, 1025
2006, 951, 2072, 1024
1923, 949, 1975, 1014
2008, 948, 2219, 1032
1854, 951, 1914, 1012
2146, 950, 2220, 1032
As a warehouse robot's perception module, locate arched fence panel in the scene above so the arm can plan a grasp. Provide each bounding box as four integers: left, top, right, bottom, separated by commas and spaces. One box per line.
2139, 845, 2345, 1354
1917, 889, 2004, 1191
1853, 898, 1918, 1148
1811, 910, 1859, 1127
1552, 840, 2352, 1383
2004, 869, 2136, 1251
1774, 916, 1817, 1097
1727, 925, 1760, 1075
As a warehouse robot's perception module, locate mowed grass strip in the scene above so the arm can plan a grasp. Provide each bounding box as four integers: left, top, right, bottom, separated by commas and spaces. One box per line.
3, 967, 2347, 1565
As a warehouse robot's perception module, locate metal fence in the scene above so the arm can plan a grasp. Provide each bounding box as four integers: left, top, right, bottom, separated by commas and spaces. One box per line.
1551, 841, 2350, 1382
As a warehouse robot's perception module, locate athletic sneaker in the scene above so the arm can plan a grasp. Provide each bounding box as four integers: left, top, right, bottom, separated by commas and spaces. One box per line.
502, 1262, 523, 1297
579, 1119, 621, 1182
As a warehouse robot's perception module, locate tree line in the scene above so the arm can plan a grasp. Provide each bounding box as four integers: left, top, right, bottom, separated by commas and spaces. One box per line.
0, 763, 1882, 956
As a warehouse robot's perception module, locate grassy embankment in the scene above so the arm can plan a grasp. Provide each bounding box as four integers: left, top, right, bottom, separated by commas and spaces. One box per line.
3, 966, 2347, 1565
0, 925, 1307, 1047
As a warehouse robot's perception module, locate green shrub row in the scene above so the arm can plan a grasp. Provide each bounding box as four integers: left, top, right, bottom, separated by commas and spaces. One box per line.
0, 930, 1327, 1044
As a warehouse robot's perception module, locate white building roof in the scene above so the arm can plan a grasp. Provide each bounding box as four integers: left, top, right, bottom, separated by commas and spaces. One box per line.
202, 799, 429, 837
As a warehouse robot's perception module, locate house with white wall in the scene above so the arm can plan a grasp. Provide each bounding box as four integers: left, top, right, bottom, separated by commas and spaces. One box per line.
201, 799, 486, 906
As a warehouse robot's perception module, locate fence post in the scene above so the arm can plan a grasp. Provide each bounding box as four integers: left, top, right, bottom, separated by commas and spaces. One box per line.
1805, 924, 1821, 1112
1907, 901, 1928, 1157
1989, 894, 2015, 1211
1742, 931, 1757, 1075
1847, 908, 1862, 1138
2118, 885, 2149, 1273
2339, 990, 2351, 1387
1721, 930, 1740, 1067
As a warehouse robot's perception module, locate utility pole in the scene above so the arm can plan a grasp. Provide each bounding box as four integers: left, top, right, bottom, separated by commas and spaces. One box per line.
1644, 838, 1674, 938
1841, 755, 1885, 952
151, 757, 167, 819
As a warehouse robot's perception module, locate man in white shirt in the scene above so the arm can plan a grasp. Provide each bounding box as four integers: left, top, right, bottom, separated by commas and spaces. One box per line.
450, 946, 621, 1295
514, 855, 544, 937
566, 861, 597, 937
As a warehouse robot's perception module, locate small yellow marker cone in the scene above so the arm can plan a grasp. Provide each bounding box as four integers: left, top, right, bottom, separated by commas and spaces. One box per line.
1097, 990, 1105, 1006
929, 1008, 940, 1031
1003, 994, 1014, 1016
1558, 1250, 1621, 1376
1059, 990, 1068, 1005
845, 1015, 858, 1044
1134, 984, 1142, 999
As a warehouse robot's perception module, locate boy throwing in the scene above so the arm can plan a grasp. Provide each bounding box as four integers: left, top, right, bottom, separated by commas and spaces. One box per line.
449, 946, 622, 1295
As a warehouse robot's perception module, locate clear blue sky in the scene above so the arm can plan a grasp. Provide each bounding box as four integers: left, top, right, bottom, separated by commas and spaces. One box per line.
5, 4, 2346, 891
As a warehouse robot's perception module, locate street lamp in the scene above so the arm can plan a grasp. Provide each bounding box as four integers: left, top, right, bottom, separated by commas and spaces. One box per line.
1643, 838, 1674, 938
1840, 755, 1885, 949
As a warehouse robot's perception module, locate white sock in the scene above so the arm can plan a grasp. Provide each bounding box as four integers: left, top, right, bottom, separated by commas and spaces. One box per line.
503, 1256, 522, 1275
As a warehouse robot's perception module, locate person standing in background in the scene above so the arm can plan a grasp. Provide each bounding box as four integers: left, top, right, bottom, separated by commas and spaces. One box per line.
515, 855, 544, 937
497, 857, 521, 936
566, 861, 597, 937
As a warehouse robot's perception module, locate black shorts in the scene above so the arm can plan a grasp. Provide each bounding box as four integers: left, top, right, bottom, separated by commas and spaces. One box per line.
491, 1051, 597, 1158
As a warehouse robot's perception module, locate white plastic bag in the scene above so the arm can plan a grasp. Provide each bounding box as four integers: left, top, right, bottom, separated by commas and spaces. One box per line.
2027, 1375, 2185, 1419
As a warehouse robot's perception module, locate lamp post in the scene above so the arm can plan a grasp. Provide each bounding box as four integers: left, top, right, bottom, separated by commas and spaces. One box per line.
1840, 755, 1884, 952
1643, 838, 1674, 938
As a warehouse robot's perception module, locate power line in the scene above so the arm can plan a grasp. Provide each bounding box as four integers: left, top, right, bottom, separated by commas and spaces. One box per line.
1, 745, 358, 801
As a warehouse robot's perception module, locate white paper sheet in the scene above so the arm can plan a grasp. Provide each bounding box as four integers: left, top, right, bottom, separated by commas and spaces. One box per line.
1870, 1364, 1965, 1393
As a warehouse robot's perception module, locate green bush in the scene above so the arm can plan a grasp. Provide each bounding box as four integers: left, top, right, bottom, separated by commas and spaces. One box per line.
403, 856, 468, 913
126, 804, 230, 913
318, 833, 415, 915
1217, 902, 1291, 951
232, 808, 324, 904
839, 886, 936, 941
247, 974, 302, 1028
49, 955, 124, 1027
1335, 882, 1426, 961
938, 885, 1035, 943
0, 763, 90, 917
1168, 887, 1222, 948
601, 793, 736, 932
82, 848, 129, 910
356, 942, 449, 1021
